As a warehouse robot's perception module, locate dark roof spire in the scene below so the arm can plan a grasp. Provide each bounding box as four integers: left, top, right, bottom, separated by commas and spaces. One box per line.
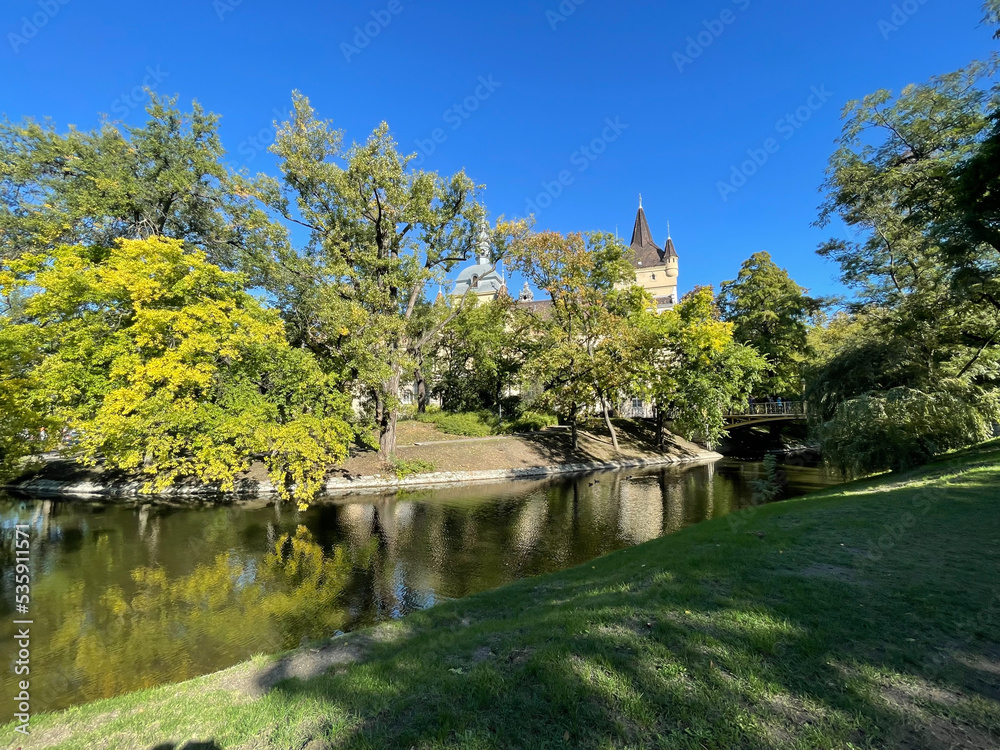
629, 199, 664, 267
663, 219, 679, 258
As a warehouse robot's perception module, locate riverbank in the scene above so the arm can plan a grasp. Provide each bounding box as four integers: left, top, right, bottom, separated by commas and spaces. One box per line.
4, 421, 718, 498
6, 440, 1000, 749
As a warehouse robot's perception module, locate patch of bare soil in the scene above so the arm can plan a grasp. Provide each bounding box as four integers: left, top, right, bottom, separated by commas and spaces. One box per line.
882, 674, 1000, 750
215, 635, 372, 699
339, 422, 712, 479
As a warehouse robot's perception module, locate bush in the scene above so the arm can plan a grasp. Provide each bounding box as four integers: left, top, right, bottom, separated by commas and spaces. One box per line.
816, 384, 1000, 476
390, 458, 437, 479
414, 409, 557, 437
415, 411, 494, 437
505, 411, 558, 433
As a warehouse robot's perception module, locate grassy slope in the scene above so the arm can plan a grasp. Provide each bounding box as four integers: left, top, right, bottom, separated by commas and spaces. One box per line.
7, 442, 1000, 750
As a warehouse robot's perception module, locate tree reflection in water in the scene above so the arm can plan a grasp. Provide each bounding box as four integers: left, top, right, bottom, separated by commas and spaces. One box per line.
0, 458, 839, 712
37, 525, 367, 707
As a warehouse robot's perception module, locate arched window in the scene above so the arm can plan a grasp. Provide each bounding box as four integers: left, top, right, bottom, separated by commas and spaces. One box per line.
471, 275, 480, 288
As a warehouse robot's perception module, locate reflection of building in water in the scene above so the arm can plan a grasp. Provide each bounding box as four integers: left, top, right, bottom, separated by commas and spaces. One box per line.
661, 468, 690, 534
617, 476, 664, 545
338, 502, 376, 551
513, 494, 549, 555
136, 504, 160, 560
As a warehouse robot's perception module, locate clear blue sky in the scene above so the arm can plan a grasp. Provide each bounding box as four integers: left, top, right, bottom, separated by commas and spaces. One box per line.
2, 0, 996, 300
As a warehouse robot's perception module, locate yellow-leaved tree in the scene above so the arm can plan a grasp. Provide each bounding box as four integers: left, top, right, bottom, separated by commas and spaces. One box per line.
0, 237, 352, 500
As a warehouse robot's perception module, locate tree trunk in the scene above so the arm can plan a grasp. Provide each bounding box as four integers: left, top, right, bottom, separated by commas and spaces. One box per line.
378, 370, 401, 464
415, 365, 428, 414
655, 404, 665, 450
570, 405, 579, 451
602, 400, 620, 453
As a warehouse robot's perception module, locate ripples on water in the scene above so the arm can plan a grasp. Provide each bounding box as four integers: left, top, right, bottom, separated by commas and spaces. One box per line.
0, 458, 840, 711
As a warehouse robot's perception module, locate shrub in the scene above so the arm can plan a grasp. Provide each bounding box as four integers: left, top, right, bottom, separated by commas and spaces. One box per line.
390, 458, 437, 479
505, 411, 558, 433
415, 411, 494, 437
816, 384, 1000, 476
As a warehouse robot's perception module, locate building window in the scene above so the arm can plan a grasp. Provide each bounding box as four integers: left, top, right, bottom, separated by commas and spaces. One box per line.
471, 275, 479, 288
651, 274, 656, 280
631, 398, 643, 411
402, 390, 414, 405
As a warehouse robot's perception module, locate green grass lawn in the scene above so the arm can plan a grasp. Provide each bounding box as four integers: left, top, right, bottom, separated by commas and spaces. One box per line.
6, 441, 1000, 750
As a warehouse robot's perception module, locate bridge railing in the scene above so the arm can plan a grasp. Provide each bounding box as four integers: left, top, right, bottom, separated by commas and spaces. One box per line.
726, 401, 806, 418
614, 401, 807, 420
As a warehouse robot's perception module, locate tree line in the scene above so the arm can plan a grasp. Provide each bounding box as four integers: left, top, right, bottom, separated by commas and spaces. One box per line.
2, 2, 998, 497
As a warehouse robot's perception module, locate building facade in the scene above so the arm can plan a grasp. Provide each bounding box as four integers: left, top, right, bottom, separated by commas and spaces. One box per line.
627, 198, 679, 312
452, 199, 679, 311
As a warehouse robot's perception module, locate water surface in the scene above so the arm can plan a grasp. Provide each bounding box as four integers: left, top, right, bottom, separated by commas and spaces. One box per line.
0, 458, 841, 711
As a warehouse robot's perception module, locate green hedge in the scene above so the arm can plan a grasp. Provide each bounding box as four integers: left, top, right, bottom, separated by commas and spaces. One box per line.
415, 410, 558, 437
415, 411, 495, 437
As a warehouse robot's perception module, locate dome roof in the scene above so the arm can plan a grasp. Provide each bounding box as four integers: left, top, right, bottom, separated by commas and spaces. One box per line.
454, 262, 504, 295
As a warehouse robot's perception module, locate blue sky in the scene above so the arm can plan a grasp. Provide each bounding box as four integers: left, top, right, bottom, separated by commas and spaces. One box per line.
2, 0, 996, 301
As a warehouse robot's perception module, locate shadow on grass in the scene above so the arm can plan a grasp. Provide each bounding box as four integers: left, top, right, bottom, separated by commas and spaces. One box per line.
149, 742, 222, 750
251, 474, 1000, 749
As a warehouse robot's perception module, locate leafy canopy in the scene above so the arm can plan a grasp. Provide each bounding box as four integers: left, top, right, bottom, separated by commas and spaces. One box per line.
0, 237, 352, 499
639, 287, 767, 448
718, 251, 819, 397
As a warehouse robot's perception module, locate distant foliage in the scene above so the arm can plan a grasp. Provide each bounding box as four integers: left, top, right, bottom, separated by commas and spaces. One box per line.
718, 251, 821, 398
637, 287, 767, 449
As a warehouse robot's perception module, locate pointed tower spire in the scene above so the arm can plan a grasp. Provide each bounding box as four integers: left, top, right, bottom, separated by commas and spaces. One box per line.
663, 225, 679, 260
629, 198, 662, 267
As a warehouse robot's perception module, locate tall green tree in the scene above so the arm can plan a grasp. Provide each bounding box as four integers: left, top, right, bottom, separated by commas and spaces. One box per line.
0, 93, 277, 271
0, 237, 352, 499
436, 294, 529, 415
812, 56, 1000, 474
638, 288, 766, 449
718, 251, 819, 397
507, 230, 647, 452
247, 92, 519, 461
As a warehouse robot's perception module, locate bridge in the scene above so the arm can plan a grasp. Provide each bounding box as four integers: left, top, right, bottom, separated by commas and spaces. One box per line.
722, 401, 807, 428
618, 401, 807, 427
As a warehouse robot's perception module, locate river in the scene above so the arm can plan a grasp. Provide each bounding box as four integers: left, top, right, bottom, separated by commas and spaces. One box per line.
0, 457, 842, 712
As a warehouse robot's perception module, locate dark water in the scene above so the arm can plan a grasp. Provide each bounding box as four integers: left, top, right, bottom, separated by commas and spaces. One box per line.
0, 458, 841, 712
